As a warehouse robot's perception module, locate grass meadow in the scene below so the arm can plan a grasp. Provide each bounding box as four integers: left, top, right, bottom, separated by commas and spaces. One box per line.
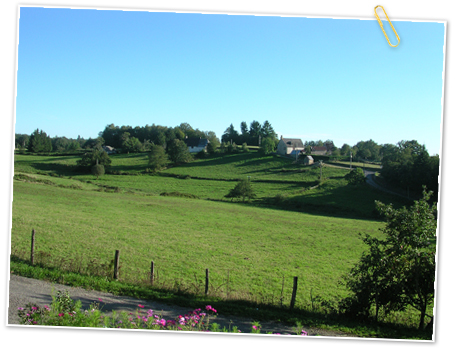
10, 151, 429, 338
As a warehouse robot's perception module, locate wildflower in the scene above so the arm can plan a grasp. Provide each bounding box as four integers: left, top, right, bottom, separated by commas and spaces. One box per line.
98, 298, 103, 302
32, 307, 38, 310
58, 313, 64, 317
17, 307, 24, 310
301, 330, 308, 336
138, 304, 144, 308
273, 333, 281, 335
253, 325, 258, 330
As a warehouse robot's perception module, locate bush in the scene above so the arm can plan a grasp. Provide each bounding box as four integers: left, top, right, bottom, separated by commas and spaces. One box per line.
225, 179, 256, 202
344, 168, 365, 185
91, 164, 105, 179
196, 150, 206, 159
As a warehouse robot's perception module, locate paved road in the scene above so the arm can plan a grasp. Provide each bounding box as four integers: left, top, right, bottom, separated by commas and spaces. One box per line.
7, 274, 355, 337
364, 170, 409, 199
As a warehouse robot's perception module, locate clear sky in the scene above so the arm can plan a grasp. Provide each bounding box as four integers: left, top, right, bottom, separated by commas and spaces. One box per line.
15, 6, 446, 155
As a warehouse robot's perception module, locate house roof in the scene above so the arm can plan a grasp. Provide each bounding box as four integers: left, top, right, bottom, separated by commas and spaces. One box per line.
281, 138, 304, 148
306, 156, 314, 160
184, 137, 209, 148
311, 146, 328, 152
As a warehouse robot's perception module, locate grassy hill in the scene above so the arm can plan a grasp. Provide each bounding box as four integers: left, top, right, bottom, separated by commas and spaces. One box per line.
10, 150, 430, 338
13, 152, 409, 219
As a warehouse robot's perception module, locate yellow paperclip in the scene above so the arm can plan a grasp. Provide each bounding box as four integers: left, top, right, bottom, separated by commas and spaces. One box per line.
374, 5, 400, 47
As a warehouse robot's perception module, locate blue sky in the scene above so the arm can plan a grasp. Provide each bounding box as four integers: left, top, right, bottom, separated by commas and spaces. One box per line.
15, 7, 446, 155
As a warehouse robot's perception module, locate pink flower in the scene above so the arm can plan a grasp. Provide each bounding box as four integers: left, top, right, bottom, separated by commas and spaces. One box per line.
253, 325, 258, 330
138, 304, 144, 308
98, 298, 103, 302
58, 313, 64, 317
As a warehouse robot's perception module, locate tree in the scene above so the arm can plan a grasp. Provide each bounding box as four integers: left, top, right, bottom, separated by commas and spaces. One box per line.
28, 129, 52, 153
341, 189, 437, 330
167, 139, 192, 164
91, 163, 105, 179
15, 134, 30, 149
249, 121, 262, 146
354, 139, 380, 161
77, 145, 112, 168
225, 179, 256, 202
345, 167, 365, 185
261, 120, 277, 139
148, 145, 168, 171
259, 137, 276, 155
221, 124, 239, 144
206, 141, 217, 155
340, 144, 351, 156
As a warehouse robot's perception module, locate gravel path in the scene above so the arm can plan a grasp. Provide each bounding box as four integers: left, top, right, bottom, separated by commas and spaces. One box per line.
7, 274, 355, 337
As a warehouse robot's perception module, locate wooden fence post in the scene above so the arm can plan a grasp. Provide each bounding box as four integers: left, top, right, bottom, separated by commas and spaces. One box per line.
205, 268, 209, 296
226, 269, 230, 298
290, 276, 298, 310
30, 229, 35, 265
150, 261, 154, 285
113, 250, 120, 280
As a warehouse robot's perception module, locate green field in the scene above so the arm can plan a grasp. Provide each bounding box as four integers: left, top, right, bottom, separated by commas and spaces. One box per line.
11, 151, 429, 337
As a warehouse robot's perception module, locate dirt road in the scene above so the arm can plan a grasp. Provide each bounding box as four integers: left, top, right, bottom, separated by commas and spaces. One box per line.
7, 274, 355, 337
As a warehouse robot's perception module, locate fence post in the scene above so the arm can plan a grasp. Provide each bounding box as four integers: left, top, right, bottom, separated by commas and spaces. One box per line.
30, 229, 35, 265
290, 276, 298, 310
113, 250, 120, 280
226, 269, 230, 298
150, 261, 154, 285
205, 268, 209, 296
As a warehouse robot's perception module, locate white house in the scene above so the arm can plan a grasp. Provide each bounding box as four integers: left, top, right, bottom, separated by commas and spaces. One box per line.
276, 137, 304, 156
184, 137, 209, 153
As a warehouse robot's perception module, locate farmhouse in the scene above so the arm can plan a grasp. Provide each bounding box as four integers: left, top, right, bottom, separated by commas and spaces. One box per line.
102, 145, 116, 154
184, 137, 209, 153
277, 136, 304, 156
311, 146, 329, 155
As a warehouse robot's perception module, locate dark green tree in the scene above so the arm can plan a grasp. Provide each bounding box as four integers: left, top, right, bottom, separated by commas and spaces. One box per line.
221, 124, 239, 144
249, 121, 262, 146
345, 167, 365, 185
77, 145, 112, 168
166, 139, 192, 164
341, 189, 437, 329
28, 129, 52, 153
259, 137, 276, 155
148, 144, 168, 171
91, 162, 105, 179
15, 134, 30, 150
340, 143, 352, 156
225, 179, 256, 202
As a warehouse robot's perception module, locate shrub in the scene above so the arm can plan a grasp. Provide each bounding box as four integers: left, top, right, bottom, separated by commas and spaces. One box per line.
225, 179, 256, 202
91, 164, 105, 179
344, 168, 365, 185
